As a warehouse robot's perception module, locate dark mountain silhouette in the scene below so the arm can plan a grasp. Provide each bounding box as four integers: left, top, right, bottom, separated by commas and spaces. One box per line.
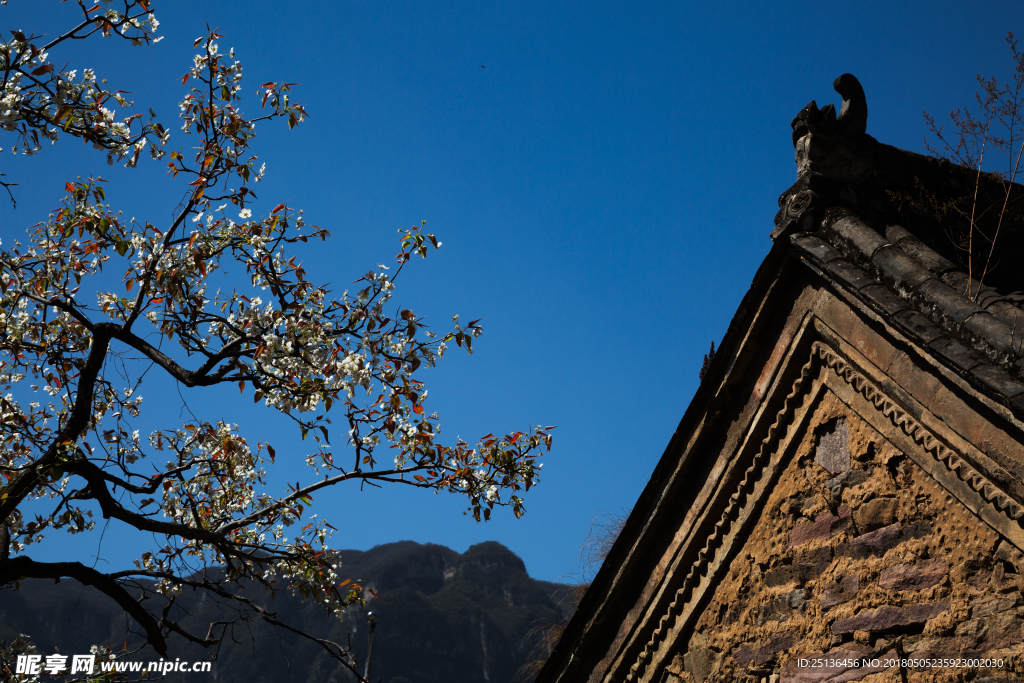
0, 541, 571, 683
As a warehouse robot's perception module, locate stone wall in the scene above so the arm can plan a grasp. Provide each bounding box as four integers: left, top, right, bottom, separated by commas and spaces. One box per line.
667, 392, 1024, 683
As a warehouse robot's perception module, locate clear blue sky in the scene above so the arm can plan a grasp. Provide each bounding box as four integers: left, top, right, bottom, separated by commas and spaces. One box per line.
4, 1, 1023, 583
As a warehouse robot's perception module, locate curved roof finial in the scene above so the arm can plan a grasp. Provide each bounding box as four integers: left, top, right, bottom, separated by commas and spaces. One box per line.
833, 73, 867, 137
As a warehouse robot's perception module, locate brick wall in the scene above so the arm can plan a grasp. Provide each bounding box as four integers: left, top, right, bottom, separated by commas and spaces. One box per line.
667, 393, 1023, 683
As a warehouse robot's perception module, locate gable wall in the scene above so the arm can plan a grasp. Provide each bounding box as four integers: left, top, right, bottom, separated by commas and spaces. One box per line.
550, 262, 1024, 683
667, 390, 1021, 683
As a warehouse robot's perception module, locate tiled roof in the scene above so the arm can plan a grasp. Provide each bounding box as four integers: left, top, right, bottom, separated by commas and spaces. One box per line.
777, 74, 1024, 415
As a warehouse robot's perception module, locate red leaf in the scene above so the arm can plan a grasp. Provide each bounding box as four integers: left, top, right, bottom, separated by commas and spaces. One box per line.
54, 105, 72, 123
413, 404, 424, 415
369, 588, 378, 599
271, 203, 286, 214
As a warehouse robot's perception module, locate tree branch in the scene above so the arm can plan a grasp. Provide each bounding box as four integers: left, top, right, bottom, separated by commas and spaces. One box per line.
0, 556, 168, 656
0, 324, 114, 524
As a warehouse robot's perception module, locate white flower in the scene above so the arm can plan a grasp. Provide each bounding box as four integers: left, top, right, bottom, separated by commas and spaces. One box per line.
239, 208, 252, 219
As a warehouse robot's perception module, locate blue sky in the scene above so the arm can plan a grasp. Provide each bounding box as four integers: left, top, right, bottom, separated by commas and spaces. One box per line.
3, 1, 1023, 584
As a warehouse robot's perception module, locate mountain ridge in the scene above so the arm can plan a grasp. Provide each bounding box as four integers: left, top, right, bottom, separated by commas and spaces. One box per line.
0, 540, 570, 683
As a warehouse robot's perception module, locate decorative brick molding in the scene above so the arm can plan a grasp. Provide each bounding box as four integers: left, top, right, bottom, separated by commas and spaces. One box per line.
812, 342, 1024, 520
623, 340, 1024, 683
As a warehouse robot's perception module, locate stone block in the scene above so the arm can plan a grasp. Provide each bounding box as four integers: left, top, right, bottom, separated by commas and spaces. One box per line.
815, 418, 851, 475
824, 470, 868, 495
797, 546, 833, 581
820, 573, 860, 610
970, 594, 1021, 619
831, 601, 949, 634
684, 646, 723, 683
955, 607, 1024, 654
839, 521, 930, 560
905, 636, 957, 660
840, 523, 900, 559
784, 495, 819, 517
995, 571, 1021, 594
852, 497, 897, 532
732, 631, 797, 667
765, 565, 802, 587
789, 506, 851, 548
758, 588, 810, 626
994, 540, 1024, 572
780, 643, 887, 683
878, 559, 946, 591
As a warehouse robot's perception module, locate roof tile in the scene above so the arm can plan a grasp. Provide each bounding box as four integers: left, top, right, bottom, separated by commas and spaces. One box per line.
892, 233, 957, 275
917, 279, 985, 327
891, 310, 946, 344
969, 364, 1024, 399
963, 311, 1016, 353
859, 283, 911, 316
928, 337, 987, 373
823, 260, 875, 291
790, 234, 844, 264
830, 216, 889, 259
982, 300, 1024, 332
872, 246, 934, 291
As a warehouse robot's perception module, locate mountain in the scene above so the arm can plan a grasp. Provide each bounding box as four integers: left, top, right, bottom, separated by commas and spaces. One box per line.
0, 541, 571, 683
